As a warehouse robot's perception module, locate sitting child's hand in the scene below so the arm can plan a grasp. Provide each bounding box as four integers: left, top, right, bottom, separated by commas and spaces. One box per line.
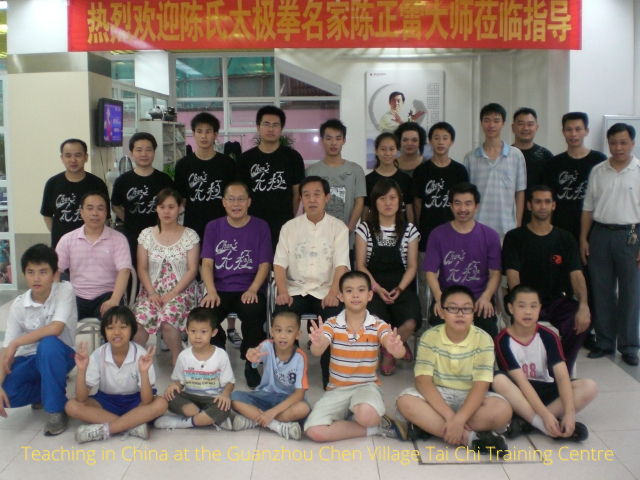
164, 383, 182, 402
74, 342, 90, 371
255, 408, 277, 427
214, 393, 231, 411
246, 347, 268, 365
138, 345, 156, 373
384, 328, 406, 358
308, 317, 326, 347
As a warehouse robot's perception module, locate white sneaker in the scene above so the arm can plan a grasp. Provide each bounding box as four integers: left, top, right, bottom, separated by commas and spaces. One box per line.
227, 329, 242, 349
276, 422, 301, 440
233, 414, 258, 431
75, 423, 110, 443
217, 417, 233, 431
154, 415, 193, 430
126, 423, 150, 440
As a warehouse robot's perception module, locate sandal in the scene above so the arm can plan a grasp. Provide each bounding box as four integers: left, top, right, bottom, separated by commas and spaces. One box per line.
380, 346, 397, 376
402, 342, 413, 362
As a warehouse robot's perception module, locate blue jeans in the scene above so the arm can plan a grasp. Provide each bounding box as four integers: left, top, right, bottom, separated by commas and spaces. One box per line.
2, 337, 76, 413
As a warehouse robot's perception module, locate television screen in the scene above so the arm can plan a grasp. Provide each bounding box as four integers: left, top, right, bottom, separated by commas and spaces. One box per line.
96, 98, 124, 147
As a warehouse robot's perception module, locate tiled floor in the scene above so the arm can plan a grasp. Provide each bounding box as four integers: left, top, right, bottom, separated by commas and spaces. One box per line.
1, 294, 639, 480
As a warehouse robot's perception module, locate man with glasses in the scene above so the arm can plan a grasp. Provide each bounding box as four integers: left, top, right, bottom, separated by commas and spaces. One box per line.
200, 182, 273, 387
237, 106, 306, 252
424, 182, 502, 338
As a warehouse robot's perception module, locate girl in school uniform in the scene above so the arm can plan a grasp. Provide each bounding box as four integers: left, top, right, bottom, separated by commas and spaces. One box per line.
65, 306, 168, 443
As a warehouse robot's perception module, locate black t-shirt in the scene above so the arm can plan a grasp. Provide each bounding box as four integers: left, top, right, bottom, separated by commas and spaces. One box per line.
236, 145, 305, 247
410, 159, 469, 251
174, 152, 236, 240
364, 169, 413, 207
543, 150, 607, 243
40, 172, 110, 248
502, 225, 582, 306
519, 143, 554, 225
111, 169, 174, 246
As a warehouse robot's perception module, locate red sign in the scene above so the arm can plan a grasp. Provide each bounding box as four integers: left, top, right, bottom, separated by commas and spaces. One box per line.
68, 0, 581, 51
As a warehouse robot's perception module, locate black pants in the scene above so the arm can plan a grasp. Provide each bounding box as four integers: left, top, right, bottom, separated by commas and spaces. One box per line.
208, 291, 267, 360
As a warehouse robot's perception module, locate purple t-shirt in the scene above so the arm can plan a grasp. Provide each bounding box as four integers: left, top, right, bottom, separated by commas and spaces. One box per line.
423, 221, 501, 299
201, 216, 273, 292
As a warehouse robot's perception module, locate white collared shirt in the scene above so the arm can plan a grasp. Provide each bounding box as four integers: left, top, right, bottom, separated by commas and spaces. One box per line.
3, 281, 77, 357
273, 213, 350, 299
583, 156, 640, 224
85, 342, 155, 395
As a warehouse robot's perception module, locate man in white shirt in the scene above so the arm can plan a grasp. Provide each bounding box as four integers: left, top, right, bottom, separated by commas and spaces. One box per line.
581, 123, 640, 366
273, 176, 350, 388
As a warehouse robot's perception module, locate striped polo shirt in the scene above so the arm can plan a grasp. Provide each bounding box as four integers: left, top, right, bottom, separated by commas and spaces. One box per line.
323, 310, 390, 390
415, 324, 495, 390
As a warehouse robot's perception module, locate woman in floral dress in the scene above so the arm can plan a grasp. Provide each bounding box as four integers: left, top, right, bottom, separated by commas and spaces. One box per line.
133, 187, 200, 365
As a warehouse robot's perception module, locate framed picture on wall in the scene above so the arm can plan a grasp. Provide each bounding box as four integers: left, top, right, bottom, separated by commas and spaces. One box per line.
365, 70, 444, 169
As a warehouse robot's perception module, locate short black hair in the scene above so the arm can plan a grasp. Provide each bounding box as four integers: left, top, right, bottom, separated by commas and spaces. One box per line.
223, 181, 251, 198
607, 122, 636, 141
80, 190, 109, 208
21, 243, 58, 274
100, 306, 138, 339
440, 285, 475, 307
562, 112, 589, 129
388, 91, 405, 103
272, 310, 301, 329
320, 119, 347, 138
480, 103, 507, 122
507, 284, 541, 306
527, 184, 555, 202
449, 182, 481, 205
191, 112, 220, 133
428, 122, 456, 141
299, 175, 330, 196
256, 106, 286, 128
394, 122, 427, 155
60, 138, 88, 154
129, 132, 157, 152
513, 107, 538, 122
187, 307, 218, 330
339, 270, 371, 291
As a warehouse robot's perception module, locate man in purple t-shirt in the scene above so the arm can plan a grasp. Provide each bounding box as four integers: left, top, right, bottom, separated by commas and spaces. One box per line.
424, 182, 502, 337
200, 182, 273, 387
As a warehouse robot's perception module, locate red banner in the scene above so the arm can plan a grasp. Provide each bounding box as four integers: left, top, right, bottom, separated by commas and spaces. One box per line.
68, 0, 581, 52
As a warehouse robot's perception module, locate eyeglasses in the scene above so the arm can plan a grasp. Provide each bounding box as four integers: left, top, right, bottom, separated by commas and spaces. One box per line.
442, 306, 474, 315
225, 196, 248, 203
260, 122, 281, 129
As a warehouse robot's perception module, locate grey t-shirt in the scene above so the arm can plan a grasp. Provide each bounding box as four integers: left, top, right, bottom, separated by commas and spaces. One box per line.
305, 159, 366, 247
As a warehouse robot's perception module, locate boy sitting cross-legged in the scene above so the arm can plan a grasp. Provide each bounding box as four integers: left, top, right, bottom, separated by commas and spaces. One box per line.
230, 310, 311, 440
492, 285, 598, 441
154, 307, 235, 430
304, 271, 407, 442
396, 285, 512, 453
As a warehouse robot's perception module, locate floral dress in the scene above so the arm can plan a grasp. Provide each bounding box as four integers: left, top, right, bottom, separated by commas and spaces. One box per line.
134, 227, 199, 333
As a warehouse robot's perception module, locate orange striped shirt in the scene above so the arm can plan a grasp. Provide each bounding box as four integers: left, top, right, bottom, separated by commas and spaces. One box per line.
323, 310, 390, 389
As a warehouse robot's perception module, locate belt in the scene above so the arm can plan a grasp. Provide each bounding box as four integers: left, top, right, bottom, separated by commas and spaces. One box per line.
595, 222, 637, 231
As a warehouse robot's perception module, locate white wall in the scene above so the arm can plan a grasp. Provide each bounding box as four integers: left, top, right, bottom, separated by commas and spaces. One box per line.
7, 0, 67, 54
568, 0, 636, 153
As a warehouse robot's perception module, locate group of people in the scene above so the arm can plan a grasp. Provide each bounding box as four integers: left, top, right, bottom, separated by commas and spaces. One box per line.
0, 102, 637, 452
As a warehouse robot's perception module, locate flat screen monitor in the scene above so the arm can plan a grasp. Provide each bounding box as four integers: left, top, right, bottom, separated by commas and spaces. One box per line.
96, 98, 124, 147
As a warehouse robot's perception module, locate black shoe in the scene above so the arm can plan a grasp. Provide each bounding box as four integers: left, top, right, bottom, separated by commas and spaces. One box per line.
471, 431, 508, 456
244, 361, 261, 388
583, 334, 597, 351
407, 422, 432, 441
622, 354, 639, 366
505, 414, 533, 439
553, 422, 589, 442
587, 348, 614, 359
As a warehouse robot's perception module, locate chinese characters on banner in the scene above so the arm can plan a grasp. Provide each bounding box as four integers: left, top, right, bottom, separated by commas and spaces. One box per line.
68, 0, 581, 52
